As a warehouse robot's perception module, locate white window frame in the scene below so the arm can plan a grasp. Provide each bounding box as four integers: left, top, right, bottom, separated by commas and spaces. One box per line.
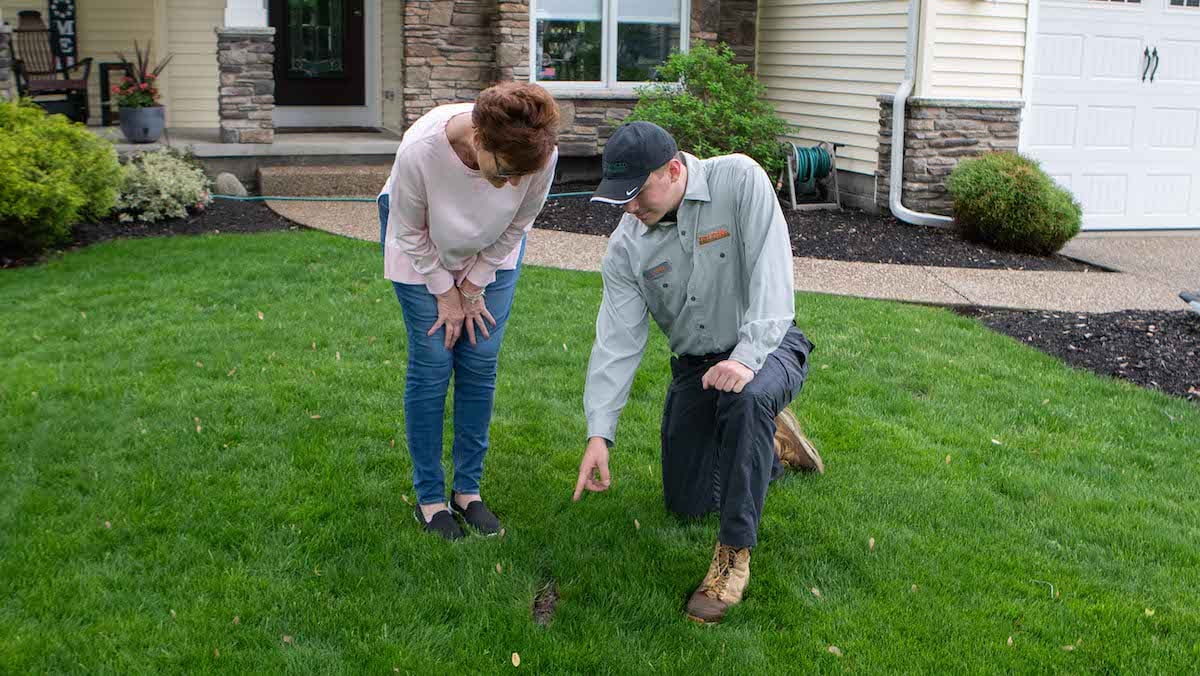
528, 0, 690, 96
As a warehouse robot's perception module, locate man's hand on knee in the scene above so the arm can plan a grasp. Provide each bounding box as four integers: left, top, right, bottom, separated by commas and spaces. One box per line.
702, 360, 754, 393
573, 437, 612, 501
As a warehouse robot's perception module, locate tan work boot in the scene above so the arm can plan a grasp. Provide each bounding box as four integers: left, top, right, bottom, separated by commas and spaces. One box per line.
686, 542, 751, 624
774, 407, 824, 474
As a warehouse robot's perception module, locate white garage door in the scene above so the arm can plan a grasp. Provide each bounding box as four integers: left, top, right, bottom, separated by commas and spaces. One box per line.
1024, 0, 1200, 230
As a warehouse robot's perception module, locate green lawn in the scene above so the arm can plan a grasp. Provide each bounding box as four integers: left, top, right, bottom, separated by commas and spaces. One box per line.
2, 231, 1198, 673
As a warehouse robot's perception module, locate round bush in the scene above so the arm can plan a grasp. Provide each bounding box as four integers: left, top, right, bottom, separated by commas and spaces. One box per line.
946, 152, 1081, 256
0, 100, 122, 256
115, 148, 213, 224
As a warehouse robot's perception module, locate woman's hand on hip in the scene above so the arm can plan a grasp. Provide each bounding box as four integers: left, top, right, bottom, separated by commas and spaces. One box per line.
459, 279, 496, 346
429, 287, 466, 349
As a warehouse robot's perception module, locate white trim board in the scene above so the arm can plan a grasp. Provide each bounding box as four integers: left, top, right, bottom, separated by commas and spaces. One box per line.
1017, 0, 1040, 154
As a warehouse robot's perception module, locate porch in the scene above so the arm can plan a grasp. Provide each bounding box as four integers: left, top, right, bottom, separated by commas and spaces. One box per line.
92, 126, 402, 190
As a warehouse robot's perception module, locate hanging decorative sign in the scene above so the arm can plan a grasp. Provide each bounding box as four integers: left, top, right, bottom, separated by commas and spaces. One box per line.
48, 0, 78, 68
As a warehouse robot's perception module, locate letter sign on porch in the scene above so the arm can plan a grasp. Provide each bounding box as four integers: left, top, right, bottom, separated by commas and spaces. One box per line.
48, 0, 77, 68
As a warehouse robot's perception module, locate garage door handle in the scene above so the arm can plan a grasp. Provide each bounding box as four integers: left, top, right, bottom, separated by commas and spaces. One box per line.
1150, 47, 1160, 83
1142, 47, 1151, 82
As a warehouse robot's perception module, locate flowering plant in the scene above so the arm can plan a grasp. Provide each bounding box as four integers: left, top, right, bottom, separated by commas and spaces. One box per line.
114, 148, 213, 223
112, 40, 174, 108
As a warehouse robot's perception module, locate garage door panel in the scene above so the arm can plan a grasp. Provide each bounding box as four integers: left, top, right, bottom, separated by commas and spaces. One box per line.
1077, 174, 1130, 216
1148, 108, 1199, 149
1081, 106, 1136, 150
1143, 174, 1193, 216
1156, 39, 1200, 84
1090, 36, 1147, 80
1035, 33, 1085, 77
1026, 104, 1079, 149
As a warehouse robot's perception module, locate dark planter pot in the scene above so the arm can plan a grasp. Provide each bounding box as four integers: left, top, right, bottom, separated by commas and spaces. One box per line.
119, 106, 165, 143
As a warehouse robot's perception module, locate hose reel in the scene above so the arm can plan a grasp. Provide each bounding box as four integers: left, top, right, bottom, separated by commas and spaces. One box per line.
777, 141, 843, 211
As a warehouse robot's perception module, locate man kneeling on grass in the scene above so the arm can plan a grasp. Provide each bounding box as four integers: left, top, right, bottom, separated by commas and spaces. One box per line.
571, 121, 825, 624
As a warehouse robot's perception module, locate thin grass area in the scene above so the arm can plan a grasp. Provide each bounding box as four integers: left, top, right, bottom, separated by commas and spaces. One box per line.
1, 231, 1198, 673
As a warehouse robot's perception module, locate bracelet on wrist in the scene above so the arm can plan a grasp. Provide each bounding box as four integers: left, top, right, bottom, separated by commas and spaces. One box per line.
460, 286, 486, 304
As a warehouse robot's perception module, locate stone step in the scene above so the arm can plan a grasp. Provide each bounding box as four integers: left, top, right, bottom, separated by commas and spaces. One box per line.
257, 164, 392, 197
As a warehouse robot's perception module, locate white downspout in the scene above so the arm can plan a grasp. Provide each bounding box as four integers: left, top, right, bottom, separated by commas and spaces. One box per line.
890, 0, 954, 227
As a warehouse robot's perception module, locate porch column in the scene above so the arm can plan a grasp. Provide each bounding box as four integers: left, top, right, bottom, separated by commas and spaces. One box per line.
216, 0, 275, 143
0, 23, 12, 102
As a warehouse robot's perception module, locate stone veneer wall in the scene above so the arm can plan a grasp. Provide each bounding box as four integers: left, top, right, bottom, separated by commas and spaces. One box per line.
0, 25, 12, 102
696, 0, 757, 71
216, 27, 276, 144
555, 99, 634, 157
402, 0, 757, 154
876, 96, 1023, 216
403, 0, 498, 126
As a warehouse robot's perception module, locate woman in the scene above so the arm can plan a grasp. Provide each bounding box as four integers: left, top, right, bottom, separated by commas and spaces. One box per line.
378, 82, 559, 540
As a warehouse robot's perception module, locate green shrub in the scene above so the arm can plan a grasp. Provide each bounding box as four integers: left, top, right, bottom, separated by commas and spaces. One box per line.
0, 100, 122, 255
115, 148, 213, 223
628, 43, 793, 177
947, 152, 1082, 255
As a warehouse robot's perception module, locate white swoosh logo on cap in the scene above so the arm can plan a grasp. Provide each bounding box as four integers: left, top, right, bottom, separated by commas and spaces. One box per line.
626, 187, 638, 196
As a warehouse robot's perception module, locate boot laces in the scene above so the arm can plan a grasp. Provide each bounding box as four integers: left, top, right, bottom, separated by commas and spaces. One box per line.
705, 545, 739, 597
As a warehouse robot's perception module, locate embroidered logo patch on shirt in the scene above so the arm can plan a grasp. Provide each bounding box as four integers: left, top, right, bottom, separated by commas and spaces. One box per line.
642, 260, 672, 281
698, 228, 731, 246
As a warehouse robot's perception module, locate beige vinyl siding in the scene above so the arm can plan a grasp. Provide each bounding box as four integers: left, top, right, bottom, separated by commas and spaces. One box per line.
928, 0, 1027, 99
74, 2, 154, 123
382, 0, 404, 130
758, 0, 910, 176
165, 0, 223, 127
2, 1, 47, 21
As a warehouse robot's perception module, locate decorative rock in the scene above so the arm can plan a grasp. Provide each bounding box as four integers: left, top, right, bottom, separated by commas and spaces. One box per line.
215, 172, 249, 197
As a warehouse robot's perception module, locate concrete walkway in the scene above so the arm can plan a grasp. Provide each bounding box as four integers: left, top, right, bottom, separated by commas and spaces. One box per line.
267, 200, 1195, 313
1062, 232, 1199, 291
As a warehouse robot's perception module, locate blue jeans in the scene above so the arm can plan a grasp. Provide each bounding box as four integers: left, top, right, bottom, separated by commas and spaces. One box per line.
379, 194, 525, 505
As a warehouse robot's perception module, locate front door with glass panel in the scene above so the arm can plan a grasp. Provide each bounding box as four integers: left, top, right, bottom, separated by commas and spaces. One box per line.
270, 0, 365, 106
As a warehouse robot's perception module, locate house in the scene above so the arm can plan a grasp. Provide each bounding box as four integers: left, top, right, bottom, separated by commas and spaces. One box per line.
759, 0, 1200, 230
1, 0, 1196, 231
0, 0, 755, 181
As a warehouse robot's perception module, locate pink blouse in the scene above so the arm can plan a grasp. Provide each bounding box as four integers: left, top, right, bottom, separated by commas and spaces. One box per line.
378, 103, 558, 294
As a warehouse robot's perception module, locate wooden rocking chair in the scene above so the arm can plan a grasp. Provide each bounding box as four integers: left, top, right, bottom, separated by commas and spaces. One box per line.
11, 14, 93, 123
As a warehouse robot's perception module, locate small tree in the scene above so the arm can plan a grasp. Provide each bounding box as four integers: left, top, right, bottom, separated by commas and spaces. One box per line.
629, 44, 793, 177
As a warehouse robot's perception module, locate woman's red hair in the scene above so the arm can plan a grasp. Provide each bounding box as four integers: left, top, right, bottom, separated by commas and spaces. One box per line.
472, 82, 560, 174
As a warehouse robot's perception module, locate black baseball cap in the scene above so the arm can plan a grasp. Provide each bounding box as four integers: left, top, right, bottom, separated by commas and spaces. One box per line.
591, 121, 679, 205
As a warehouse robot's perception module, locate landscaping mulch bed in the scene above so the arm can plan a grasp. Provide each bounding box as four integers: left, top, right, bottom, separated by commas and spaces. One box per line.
1, 199, 301, 269
959, 307, 1200, 401
537, 189, 1100, 273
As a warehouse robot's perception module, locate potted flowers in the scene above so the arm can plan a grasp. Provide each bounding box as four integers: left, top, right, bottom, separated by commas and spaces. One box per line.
112, 41, 174, 144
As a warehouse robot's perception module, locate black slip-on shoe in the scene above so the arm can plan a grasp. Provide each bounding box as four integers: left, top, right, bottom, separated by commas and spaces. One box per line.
450, 492, 502, 535
414, 504, 464, 541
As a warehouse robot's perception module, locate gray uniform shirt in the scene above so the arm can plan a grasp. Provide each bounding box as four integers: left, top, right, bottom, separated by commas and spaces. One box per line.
584, 152, 796, 444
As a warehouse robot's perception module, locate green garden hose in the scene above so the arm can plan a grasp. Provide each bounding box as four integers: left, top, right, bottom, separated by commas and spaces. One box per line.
791, 143, 833, 196
211, 190, 595, 203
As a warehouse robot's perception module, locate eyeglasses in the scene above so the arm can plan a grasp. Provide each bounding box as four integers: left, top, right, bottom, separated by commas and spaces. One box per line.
494, 161, 531, 179
489, 152, 531, 178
